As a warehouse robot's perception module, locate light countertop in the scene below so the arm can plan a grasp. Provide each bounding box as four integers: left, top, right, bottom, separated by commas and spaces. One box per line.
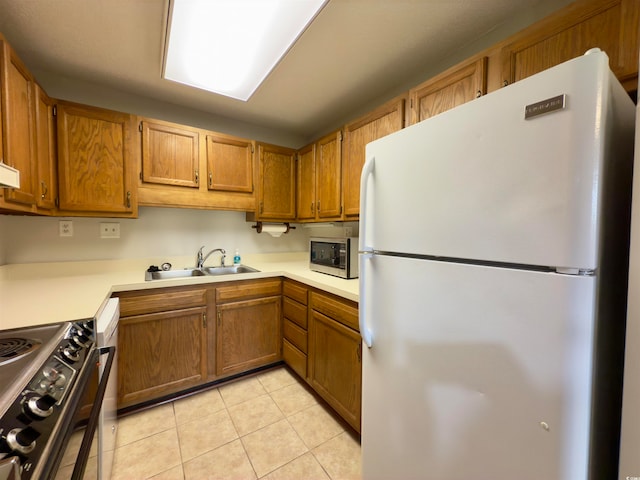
0, 252, 359, 331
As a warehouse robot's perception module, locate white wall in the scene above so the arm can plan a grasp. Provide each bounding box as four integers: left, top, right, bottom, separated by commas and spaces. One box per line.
1, 207, 337, 264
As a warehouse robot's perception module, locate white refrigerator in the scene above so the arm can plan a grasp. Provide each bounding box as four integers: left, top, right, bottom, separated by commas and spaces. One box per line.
359, 49, 635, 480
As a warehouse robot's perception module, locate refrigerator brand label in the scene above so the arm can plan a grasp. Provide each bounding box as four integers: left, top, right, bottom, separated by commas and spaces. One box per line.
524, 94, 566, 119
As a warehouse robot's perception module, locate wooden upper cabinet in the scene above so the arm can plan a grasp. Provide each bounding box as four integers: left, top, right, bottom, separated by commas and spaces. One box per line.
56, 101, 137, 216
141, 120, 199, 188
296, 143, 315, 221
0, 34, 37, 210
342, 97, 405, 219
33, 84, 57, 211
500, 0, 639, 92
409, 57, 487, 125
315, 130, 343, 220
253, 142, 296, 221
206, 133, 254, 193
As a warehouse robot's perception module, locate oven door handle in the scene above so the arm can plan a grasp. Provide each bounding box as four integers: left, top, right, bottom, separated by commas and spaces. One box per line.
71, 346, 116, 480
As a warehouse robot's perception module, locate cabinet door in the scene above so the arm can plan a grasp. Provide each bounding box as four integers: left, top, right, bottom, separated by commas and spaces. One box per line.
255, 142, 296, 220
343, 97, 405, 218
0, 36, 36, 208
296, 143, 315, 221
216, 296, 282, 376
315, 130, 342, 220
118, 306, 207, 408
57, 101, 136, 215
206, 134, 254, 193
34, 84, 57, 211
500, 0, 639, 91
308, 309, 362, 432
141, 120, 199, 188
409, 57, 487, 125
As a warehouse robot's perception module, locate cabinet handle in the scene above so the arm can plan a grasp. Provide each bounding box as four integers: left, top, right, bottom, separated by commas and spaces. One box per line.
126, 191, 131, 208
209, 172, 213, 187
217, 311, 221, 326
203, 313, 207, 328
476, 90, 482, 98
317, 201, 321, 213
503, 80, 509, 87
40, 181, 48, 199
259, 202, 264, 214
311, 202, 314, 214
195, 170, 199, 184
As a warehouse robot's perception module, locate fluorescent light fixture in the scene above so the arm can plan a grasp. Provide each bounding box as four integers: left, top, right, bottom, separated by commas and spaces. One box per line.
163, 0, 327, 101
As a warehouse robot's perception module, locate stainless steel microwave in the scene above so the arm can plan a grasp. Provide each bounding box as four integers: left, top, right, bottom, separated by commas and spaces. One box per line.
309, 237, 359, 279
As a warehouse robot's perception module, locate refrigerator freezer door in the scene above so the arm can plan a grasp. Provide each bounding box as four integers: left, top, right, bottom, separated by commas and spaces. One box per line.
361, 254, 597, 480
361, 50, 634, 270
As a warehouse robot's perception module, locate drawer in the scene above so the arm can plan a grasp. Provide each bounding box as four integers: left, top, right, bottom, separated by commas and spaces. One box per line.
283, 280, 308, 305
117, 287, 207, 317
310, 291, 359, 331
283, 318, 307, 353
283, 339, 307, 379
216, 278, 282, 303
283, 297, 307, 329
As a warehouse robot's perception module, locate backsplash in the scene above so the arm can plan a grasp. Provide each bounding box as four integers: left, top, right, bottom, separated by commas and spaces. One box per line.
0, 208, 357, 265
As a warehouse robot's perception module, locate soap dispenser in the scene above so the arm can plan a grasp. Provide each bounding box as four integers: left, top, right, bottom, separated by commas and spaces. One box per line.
233, 249, 241, 265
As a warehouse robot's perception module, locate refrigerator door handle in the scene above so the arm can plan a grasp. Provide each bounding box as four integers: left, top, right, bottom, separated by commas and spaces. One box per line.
359, 250, 374, 348
359, 156, 375, 253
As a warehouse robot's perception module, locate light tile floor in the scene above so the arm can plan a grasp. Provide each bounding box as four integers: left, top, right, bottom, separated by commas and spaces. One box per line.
111, 367, 362, 480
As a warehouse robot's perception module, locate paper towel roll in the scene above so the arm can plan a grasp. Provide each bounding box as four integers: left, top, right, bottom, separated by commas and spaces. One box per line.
261, 224, 288, 237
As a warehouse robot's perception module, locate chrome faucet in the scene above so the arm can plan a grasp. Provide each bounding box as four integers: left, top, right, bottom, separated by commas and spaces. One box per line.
196, 246, 226, 268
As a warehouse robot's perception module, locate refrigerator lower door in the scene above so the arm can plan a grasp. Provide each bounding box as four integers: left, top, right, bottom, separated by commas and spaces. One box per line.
361, 254, 598, 480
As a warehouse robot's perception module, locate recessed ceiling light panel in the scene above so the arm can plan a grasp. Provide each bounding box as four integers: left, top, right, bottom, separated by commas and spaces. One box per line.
163, 0, 327, 101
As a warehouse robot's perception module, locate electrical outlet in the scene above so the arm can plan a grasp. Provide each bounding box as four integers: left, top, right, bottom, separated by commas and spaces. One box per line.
59, 220, 73, 237
100, 222, 120, 239
344, 226, 353, 236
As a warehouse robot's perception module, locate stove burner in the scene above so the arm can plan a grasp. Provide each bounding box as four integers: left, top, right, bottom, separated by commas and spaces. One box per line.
0, 337, 42, 366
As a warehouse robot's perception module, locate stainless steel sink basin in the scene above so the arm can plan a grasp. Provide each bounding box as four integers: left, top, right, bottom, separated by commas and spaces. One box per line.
145, 264, 259, 281
145, 268, 207, 281
201, 265, 260, 275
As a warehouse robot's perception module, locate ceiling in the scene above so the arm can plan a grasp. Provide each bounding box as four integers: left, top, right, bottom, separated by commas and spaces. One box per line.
0, 0, 570, 145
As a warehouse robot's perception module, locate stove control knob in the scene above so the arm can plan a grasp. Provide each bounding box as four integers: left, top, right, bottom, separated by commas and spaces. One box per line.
6, 427, 40, 455
62, 344, 81, 363
71, 333, 92, 349
24, 394, 57, 419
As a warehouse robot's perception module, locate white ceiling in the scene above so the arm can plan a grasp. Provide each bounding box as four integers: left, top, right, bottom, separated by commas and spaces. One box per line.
0, 0, 571, 145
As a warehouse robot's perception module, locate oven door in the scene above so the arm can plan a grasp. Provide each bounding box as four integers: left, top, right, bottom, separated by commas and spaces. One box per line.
44, 346, 115, 480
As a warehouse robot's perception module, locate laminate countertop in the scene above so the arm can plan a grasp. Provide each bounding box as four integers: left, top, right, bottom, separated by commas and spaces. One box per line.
0, 252, 359, 330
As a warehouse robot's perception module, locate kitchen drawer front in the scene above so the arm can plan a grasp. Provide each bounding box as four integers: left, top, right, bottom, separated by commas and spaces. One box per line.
283, 338, 307, 378
283, 279, 308, 305
283, 318, 307, 353
216, 278, 282, 303
117, 287, 208, 316
283, 296, 307, 329
310, 291, 359, 331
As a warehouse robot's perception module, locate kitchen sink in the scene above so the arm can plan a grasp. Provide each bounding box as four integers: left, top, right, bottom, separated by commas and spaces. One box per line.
201, 265, 260, 275
145, 265, 259, 281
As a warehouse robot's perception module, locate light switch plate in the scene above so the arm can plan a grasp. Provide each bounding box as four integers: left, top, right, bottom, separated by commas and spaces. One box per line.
100, 222, 120, 239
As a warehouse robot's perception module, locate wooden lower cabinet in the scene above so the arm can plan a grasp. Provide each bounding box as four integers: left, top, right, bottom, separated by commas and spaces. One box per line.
282, 280, 309, 378
308, 291, 362, 433
215, 278, 282, 376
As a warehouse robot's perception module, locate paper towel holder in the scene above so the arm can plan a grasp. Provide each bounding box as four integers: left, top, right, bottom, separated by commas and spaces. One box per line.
251, 222, 296, 234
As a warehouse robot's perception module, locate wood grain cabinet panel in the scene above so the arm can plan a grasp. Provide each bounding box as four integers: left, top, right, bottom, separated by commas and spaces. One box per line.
56, 101, 136, 216
251, 142, 296, 221
141, 120, 199, 188
216, 296, 282, 376
206, 133, 254, 193
296, 143, 315, 221
409, 57, 487, 125
0, 34, 37, 211
308, 305, 362, 432
500, 0, 639, 92
118, 306, 207, 407
34, 84, 57, 212
342, 96, 405, 219
315, 130, 343, 220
